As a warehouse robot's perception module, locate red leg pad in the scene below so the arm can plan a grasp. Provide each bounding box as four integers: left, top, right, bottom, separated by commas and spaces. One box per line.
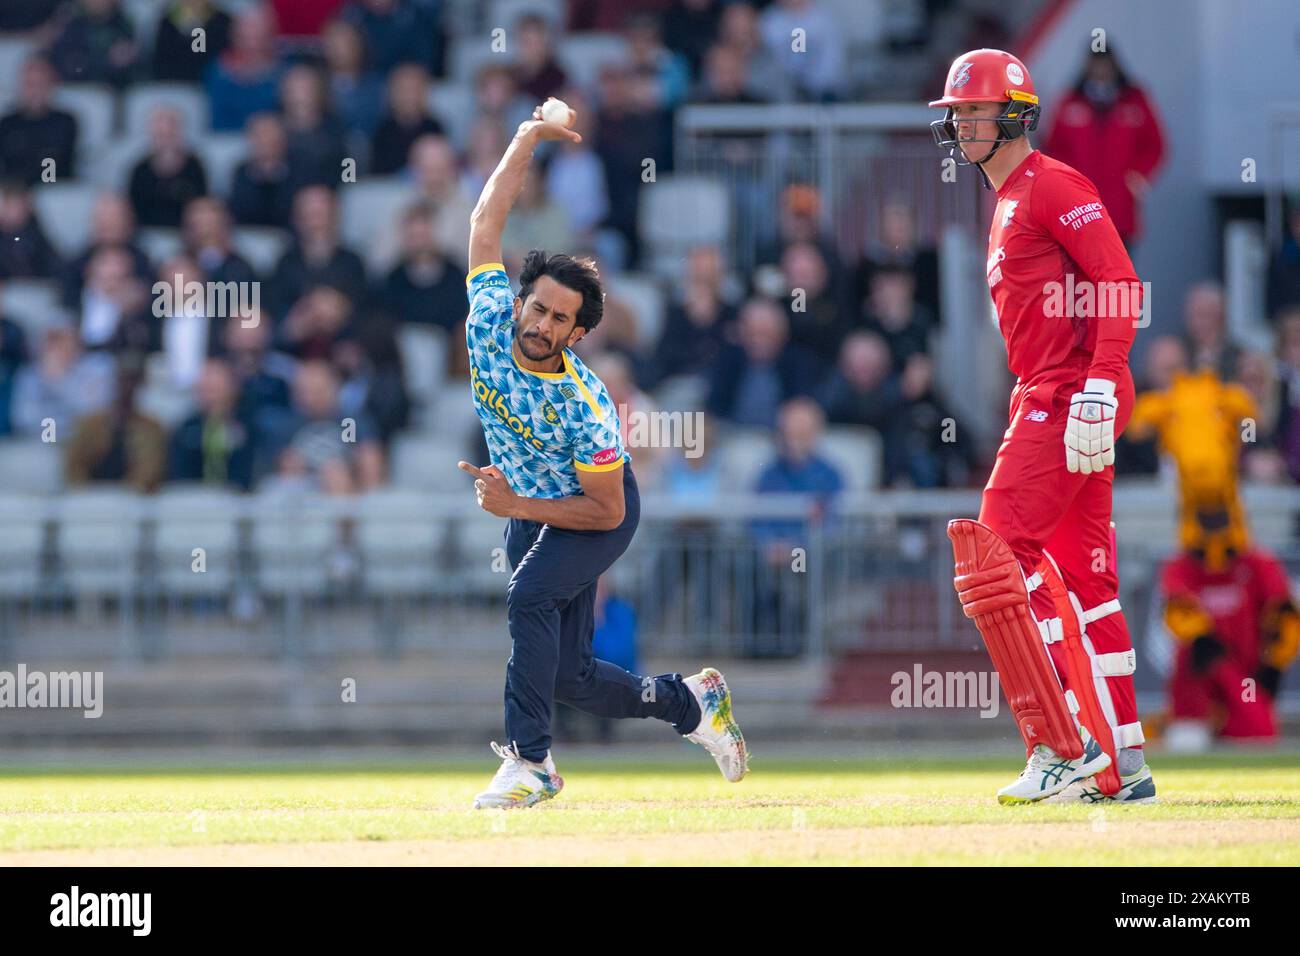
948, 519, 1082, 759
1034, 556, 1122, 796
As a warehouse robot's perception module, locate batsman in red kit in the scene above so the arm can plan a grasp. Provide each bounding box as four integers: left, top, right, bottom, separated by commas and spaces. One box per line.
930, 49, 1155, 804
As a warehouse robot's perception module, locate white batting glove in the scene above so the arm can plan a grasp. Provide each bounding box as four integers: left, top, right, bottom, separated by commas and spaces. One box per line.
1064, 378, 1117, 475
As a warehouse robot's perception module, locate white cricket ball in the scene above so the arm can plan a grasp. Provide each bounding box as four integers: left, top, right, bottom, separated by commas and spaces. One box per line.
541, 98, 573, 127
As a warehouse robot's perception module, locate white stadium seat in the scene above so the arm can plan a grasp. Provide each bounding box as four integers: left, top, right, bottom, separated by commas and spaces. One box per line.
52, 85, 116, 170
0, 39, 34, 107
31, 182, 98, 257
0, 494, 46, 596
820, 426, 883, 491
398, 324, 449, 418
719, 427, 777, 492
0, 280, 67, 340
138, 227, 184, 265
607, 273, 665, 352
0, 439, 63, 495
152, 488, 242, 594
94, 134, 150, 191
557, 33, 629, 91
57, 490, 146, 597
355, 489, 440, 595
199, 132, 250, 196
390, 434, 464, 493
639, 175, 730, 277
427, 82, 475, 151
231, 227, 289, 275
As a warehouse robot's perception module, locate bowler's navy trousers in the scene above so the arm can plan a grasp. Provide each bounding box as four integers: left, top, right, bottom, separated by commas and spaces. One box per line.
502, 464, 699, 761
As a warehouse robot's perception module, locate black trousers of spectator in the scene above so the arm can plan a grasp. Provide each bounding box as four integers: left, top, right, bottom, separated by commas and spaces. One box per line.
501, 464, 699, 761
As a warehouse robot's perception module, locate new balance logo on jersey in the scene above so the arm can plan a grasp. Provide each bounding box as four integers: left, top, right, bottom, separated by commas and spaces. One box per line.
1024, 408, 1049, 423
987, 245, 1006, 287
1000, 199, 1019, 228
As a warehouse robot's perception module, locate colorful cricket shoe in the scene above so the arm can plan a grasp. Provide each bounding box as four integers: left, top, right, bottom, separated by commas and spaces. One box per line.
1043, 761, 1158, 804
471, 741, 563, 810
996, 725, 1112, 805
683, 668, 748, 782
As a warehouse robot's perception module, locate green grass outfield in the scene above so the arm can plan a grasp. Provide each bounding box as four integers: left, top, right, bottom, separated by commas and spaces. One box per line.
1, 750, 1298, 865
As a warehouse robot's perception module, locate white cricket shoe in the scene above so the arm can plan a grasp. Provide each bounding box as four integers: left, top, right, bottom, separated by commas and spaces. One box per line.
997, 725, 1112, 805
471, 741, 563, 810
1044, 761, 1158, 805
683, 668, 748, 782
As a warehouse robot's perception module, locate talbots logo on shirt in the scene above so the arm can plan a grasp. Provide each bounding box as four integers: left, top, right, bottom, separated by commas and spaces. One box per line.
592, 447, 620, 465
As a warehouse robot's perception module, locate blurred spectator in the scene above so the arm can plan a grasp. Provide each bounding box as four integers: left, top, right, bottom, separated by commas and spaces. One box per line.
756, 185, 844, 286
333, 316, 410, 445
280, 64, 349, 189
861, 265, 933, 372
1181, 282, 1239, 381
168, 357, 257, 489
9, 324, 114, 437
46, 0, 139, 87
544, 89, 609, 246
692, 42, 768, 104
322, 18, 385, 138
277, 284, 353, 361
274, 359, 384, 493
206, 4, 284, 132
663, 0, 723, 76
625, 12, 692, 110
341, 0, 445, 77
229, 113, 295, 227
650, 244, 737, 386
1236, 349, 1288, 483
408, 134, 473, 261
151, 0, 233, 83
758, 0, 846, 102
127, 107, 210, 228
661, 413, 722, 504
266, 186, 366, 319
0, 181, 62, 279
0, 307, 29, 437
61, 193, 153, 309
0, 0, 61, 32
182, 197, 258, 287
779, 240, 850, 370
1275, 308, 1300, 483
473, 63, 534, 138
154, 253, 216, 389
1266, 200, 1300, 319
748, 396, 842, 656
502, 169, 574, 262
589, 351, 663, 481
370, 64, 444, 176
594, 64, 672, 266
857, 198, 940, 322
1045, 47, 1165, 247
220, 314, 294, 461
460, 118, 512, 204
65, 362, 167, 492
1115, 333, 1188, 476
76, 245, 152, 356
378, 201, 466, 331
752, 397, 843, 545
706, 297, 817, 427
0, 57, 78, 185
820, 330, 902, 433
512, 13, 568, 103
716, 1, 792, 101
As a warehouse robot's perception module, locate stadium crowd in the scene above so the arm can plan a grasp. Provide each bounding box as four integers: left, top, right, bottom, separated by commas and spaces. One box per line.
0, 0, 1295, 508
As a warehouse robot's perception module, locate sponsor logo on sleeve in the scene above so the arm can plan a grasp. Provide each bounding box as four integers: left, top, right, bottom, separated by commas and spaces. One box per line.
1059, 202, 1105, 230
592, 447, 619, 465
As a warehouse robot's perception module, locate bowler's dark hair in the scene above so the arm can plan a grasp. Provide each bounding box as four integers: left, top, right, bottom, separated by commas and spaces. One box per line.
517, 249, 604, 331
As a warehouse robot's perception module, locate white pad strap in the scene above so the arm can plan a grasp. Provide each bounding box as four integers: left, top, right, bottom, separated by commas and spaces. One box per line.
1082, 598, 1122, 624
1114, 720, 1146, 747
1063, 690, 1081, 715
1024, 571, 1043, 593
1092, 650, 1137, 677
1037, 616, 1063, 645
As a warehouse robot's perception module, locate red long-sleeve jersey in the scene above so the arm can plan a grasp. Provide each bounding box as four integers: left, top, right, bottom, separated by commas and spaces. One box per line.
986, 150, 1141, 387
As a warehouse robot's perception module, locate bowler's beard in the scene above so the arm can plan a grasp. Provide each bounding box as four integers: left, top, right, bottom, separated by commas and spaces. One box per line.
516, 326, 565, 362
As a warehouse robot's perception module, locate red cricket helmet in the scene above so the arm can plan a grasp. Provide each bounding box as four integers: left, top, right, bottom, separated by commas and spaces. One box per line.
929, 49, 1040, 170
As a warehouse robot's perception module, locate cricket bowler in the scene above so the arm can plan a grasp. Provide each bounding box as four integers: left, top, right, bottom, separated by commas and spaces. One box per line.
459, 100, 748, 809
930, 50, 1156, 804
